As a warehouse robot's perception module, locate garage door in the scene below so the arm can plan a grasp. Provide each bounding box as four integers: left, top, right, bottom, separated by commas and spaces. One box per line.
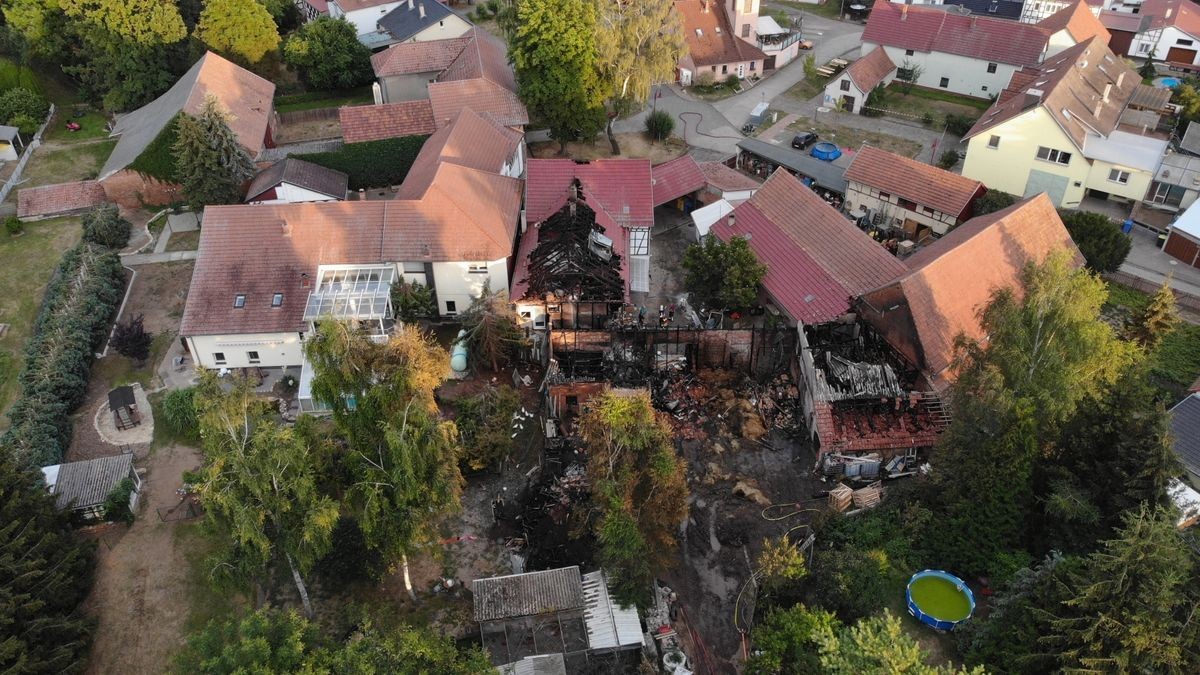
1168, 47, 1197, 64
1023, 169, 1069, 207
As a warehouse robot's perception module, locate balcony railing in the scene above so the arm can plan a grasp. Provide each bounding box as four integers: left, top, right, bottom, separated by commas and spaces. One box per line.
758, 31, 803, 53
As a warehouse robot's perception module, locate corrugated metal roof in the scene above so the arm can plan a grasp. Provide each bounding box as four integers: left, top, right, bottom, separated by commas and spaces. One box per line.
48, 454, 134, 510
736, 138, 848, 194
582, 570, 644, 651
1171, 394, 1200, 479
497, 653, 568, 675
473, 567, 585, 621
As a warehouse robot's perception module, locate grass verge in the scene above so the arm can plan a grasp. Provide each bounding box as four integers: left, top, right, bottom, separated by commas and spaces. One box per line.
0, 216, 83, 428
15, 138, 117, 194
275, 87, 374, 113
788, 115, 924, 157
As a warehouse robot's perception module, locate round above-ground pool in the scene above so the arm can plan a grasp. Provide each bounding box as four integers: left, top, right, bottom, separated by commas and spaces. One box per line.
906, 570, 975, 631
810, 141, 842, 161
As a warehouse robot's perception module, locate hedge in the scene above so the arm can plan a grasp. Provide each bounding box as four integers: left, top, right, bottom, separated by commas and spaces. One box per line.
294, 135, 429, 190
0, 58, 42, 96
128, 113, 181, 183
1, 244, 126, 466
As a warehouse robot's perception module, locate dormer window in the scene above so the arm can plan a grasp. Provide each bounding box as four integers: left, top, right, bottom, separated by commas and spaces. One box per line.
234, 294, 246, 308
696, 29, 703, 37
272, 293, 283, 307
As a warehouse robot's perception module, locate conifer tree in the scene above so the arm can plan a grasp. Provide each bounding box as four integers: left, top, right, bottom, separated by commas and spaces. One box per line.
0, 447, 94, 673
1127, 281, 1181, 350
461, 282, 523, 372
174, 95, 257, 210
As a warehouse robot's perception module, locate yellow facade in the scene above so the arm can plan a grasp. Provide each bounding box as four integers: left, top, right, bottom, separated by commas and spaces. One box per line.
962, 107, 1153, 208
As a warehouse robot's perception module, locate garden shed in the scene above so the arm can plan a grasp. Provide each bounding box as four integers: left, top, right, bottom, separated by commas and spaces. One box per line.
41, 453, 140, 521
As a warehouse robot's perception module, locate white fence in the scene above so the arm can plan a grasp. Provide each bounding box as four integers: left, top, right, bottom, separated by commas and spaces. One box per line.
0, 102, 57, 205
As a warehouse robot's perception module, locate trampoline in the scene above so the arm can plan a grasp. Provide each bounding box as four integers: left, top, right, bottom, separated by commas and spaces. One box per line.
906, 570, 975, 631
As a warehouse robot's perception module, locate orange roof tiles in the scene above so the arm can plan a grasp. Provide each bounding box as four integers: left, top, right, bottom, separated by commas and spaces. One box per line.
339, 101, 437, 144
1037, 1, 1111, 43
698, 161, 761, 192
862, 0, 1050, 67
525, 159, 654, 230
371, 36, 472, 77
428, 79, 528, 128
857, 194, 1082, 389
651, 155, 707, 206
676, 0, 767, 68
396, 108, 522, 199
17, 180, 107, 219
844, 146, 985, 219
844, 46, 896, 93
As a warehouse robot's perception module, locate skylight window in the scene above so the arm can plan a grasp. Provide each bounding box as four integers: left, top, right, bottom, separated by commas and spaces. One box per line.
234, 294, 246, 308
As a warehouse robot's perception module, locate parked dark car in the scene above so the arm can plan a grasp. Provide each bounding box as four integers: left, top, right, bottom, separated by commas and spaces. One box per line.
791, 132, 818, 150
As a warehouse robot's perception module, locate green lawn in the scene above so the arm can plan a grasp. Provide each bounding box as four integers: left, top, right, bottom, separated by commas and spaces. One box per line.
872, 85, 986, 124
14, 138, 117, 195
788, 115, 924, 158
0, 217, 83, 428
275, 87, 374, 113
43, 108, 111, 143
766, 0, 845, 20
1104, 280, 1200, 397
781, 72, 832, 103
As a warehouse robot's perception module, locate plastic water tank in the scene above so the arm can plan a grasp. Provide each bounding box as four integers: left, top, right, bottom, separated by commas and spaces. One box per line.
450, 329, 469, 373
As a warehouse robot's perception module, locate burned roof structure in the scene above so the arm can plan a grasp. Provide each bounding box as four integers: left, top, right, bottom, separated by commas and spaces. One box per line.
514, 196, 625, 304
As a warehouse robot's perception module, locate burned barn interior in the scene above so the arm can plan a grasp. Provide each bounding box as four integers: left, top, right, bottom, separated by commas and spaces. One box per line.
799, 317, 950, 475
516, 196, 627, 331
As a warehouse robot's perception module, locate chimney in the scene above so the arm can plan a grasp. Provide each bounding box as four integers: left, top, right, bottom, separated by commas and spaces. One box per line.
281, 221, 291, 237
702, 0, 709, 13
1117, 71, 1125, 87
901, 5, 908, 20
727, 213, 736, 229
1103, 81, 1112, 102
419, 3, 425, 18
970, 16, 977, 29
407, 0, 413, 8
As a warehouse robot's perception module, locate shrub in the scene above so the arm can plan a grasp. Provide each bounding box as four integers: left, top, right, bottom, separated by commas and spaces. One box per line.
110, 313, 154, 362
128, 114, 181, 183
861, 84, 886, 117
0, 244, 126, 466
724, 74, 741, 89
1058, 210, 1132, 273
920, 111, 935, 126
4, 215, 22, 236
645, 110, 674, 141
456, 384, 522, 471
162, 387, 200, 439
390, 280, 436, 322
102, 478, 136, 523
973, 189, 1018, 216
937, 149, 960, 169
295, 135, 428, 190
0, 86, 47, 130
695, 71, 716, 88
81, 203, 131, 249
944, 112, 975, 136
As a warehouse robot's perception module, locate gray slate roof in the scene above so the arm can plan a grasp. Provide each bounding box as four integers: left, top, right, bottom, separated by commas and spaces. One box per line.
50, 454, 134, 511
1171, 393, 1200, 480
499, 654, 568, 675
378, 1, 456, 42
0, 125, 19, 142
1181, 121, 1200, 157
473, 566, 585, 621
737, 138, 849, 195
245, 158, 349, 201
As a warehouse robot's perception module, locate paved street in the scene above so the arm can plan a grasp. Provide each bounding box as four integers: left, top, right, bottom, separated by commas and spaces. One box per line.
615, 13, 963, 161
1121, 227, 1200, 298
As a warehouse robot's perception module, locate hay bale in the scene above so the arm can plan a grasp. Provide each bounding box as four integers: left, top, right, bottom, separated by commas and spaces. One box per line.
732, 480, 771, 506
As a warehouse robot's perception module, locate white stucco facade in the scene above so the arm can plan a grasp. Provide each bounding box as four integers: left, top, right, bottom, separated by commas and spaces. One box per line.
328, 0, 405, 36
431, 258, 510, 317
863, 42, 1030, 99
843, 181, 963, 236
1131, 26, 1200, 64
399, 15, 473, 42
188, 332, 304, 370
249, 182, 344, 204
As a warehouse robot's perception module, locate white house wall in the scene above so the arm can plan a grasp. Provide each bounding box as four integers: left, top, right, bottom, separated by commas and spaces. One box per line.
330, 1, 405, 35
188, 332, 304, 369
865, 42, 1027, 98
405, 15, 473, 42
251, 182, 342, 204
843, 180, 960, 235
1155, 27, 1200, 64
823, 75, 868, 113
431, 258, 509, 316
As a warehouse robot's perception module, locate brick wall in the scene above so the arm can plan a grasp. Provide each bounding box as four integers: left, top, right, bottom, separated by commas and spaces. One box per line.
100, 170, 180, 209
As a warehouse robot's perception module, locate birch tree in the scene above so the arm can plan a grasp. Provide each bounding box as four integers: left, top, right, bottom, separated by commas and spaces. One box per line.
193, 373, 339, 617
303, 321, 463, 600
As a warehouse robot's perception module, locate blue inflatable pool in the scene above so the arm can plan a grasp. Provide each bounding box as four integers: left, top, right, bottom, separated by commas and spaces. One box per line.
906, 570, 975, 631
810, 142, 842, 161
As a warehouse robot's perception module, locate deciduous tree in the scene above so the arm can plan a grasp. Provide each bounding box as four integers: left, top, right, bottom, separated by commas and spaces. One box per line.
579, 391, 688, 605
682, 235, 767, 310
174, 95, 257, 209
818, 610, 985, 674
175, 608, 318, 673
62, 0, 187, 45
509, 0, 606, 151
746, 604, 838, 675
196, 0, 280, 64
303, 321, 462, 599
192, 373, 339, 617
282, 17, 373, 90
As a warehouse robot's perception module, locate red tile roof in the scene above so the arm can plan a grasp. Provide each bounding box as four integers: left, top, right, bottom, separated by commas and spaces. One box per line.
862, 1, 1050, 67
675, 0, 768, 68
699, 161, 761, 192
17, 180, 107, 219
245, 158, 349, 202
710, 169, 907, 324
428, 79, 528, 128
339, 101, 436, 144
651, 155, 707, 206
182, 167, 522, 337
1037, 1, 1110, 43
844, 146, 985, 219
1103, 0, 1200, 39
396, 108, 522, 199
371, 36, 472, 77
844, 46, 896, 93
525, 159, 654, 231
857, 194, 1082, 390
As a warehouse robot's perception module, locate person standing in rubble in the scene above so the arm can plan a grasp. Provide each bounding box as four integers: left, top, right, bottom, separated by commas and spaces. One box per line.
638, 306, 645, 328
668, 303, 676, 324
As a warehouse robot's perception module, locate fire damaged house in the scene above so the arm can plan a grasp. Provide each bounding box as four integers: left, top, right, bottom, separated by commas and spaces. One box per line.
794, 193, 1081, 471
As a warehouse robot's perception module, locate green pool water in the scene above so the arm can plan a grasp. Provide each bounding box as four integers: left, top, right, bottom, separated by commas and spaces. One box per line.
909, 575, 972, 621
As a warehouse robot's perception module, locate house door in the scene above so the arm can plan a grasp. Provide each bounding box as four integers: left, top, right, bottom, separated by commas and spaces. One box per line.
1168, 47, 1198, 63
737, 63, 746, 78
840, 95, 856, 112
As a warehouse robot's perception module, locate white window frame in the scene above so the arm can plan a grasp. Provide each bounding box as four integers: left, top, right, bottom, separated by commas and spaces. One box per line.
247, 350, 261, 364
467, 262, 489, 274
988, 135, 1000, 149
213, 352, 227, 365
629, 229, 650, 256
234, 294, 246, 308
1108, 168, 1130, 185
271, 293, 283, 307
